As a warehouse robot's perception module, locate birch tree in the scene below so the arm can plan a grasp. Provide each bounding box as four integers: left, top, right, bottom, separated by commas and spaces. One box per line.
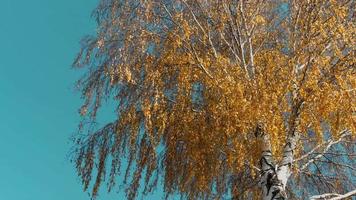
72, 0, 355, 199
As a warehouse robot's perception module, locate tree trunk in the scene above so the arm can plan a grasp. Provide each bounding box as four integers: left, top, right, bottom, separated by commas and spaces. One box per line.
259, 164, 290, 200
256, 126, 299, 200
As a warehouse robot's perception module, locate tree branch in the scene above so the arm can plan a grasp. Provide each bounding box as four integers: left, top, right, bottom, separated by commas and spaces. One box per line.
298, 130, 351, 171
310, 189, 356, 200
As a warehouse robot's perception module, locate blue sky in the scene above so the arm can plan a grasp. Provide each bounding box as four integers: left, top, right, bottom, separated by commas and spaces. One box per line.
0, 0, 131, 199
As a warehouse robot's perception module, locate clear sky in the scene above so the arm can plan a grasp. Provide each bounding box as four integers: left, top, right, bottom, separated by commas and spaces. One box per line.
0, 0, 131, 199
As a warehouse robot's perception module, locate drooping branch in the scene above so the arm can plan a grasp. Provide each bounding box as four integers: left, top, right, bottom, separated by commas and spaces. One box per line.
72, 1, 356, 199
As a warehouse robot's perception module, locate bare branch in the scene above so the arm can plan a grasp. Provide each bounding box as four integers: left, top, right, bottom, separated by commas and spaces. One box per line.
299, 130, 351, 171
310, 189, 356, 200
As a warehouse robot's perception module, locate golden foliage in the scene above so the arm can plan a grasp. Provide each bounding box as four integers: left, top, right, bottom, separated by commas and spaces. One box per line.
73, 0, 355, 199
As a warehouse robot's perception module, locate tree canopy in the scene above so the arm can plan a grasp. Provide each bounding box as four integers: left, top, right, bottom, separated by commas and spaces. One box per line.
72, 0, 355, 199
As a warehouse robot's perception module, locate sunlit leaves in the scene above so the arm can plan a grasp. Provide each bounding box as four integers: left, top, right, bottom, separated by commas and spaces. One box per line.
72, 0, 355, 199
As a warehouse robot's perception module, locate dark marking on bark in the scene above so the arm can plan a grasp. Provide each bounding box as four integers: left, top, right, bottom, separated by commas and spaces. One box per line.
260, 157, 275, 170
266, 173, 274, 195
274, 197, 285, 200
254, 124, 264, 137
271, 189, 280, 199
262, 150, 272, 154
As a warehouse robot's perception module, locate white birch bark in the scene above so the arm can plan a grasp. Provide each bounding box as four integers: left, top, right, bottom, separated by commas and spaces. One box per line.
257, 125, 300, 200
310, 189, 356, 200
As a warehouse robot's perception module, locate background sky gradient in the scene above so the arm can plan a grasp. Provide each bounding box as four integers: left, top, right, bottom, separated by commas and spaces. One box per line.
0, 0, 136, 199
